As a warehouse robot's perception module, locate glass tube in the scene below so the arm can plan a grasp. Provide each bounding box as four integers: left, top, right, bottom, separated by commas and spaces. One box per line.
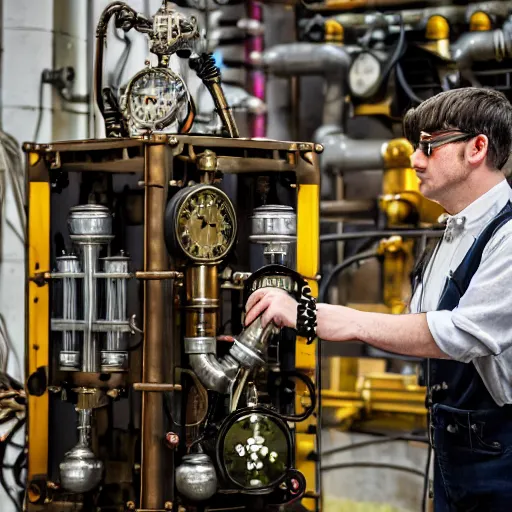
101, 254, 130, 372
57, 254, 81, 371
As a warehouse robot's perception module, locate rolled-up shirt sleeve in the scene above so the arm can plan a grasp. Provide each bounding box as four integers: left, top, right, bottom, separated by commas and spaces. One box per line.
426, 229, 512, 363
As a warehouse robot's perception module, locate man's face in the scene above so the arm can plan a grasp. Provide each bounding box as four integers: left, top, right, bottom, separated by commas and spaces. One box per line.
410, 130, 473, 203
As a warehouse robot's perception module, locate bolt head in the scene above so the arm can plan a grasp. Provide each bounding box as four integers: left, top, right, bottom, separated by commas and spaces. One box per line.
166, 432, 180, 448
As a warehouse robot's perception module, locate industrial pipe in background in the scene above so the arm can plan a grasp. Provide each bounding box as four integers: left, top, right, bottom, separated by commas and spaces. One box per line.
256, 42, 351, 129
327, 2, 512, 32
317, 131, 388, 173
245, 0, 266, 137
451, 24, 512, 69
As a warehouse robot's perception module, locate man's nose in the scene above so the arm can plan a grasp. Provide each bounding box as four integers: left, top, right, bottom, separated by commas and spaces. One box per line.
410, 147, 427, 169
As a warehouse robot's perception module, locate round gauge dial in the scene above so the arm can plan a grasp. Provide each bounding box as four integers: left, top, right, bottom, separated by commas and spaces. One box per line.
348, 51, 382, 99
166, 185, 237, 263
125, 67, 188, 130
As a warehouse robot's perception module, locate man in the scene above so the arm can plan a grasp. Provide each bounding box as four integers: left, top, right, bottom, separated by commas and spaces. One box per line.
244, 87, 512, 511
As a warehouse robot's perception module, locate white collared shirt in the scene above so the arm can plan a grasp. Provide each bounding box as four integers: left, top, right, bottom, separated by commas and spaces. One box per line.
409, 179, 512, 406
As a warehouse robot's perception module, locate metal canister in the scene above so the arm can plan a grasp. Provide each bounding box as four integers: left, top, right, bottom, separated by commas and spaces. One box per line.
175, 454, 218, 501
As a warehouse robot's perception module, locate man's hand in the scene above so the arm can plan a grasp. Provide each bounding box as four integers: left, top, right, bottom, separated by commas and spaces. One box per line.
244, 287, 298, 328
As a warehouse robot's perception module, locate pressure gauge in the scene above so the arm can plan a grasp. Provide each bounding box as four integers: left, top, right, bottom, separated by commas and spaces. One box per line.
348, 51, 382, 99
122, 67, 190, 132
165, 184, 237, 263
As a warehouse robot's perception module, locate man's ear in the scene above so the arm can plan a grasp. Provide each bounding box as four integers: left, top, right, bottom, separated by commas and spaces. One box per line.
467, 134, 488, 166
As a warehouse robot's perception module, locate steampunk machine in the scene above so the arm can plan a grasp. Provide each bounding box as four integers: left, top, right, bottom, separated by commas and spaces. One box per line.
23, 2, 320, 512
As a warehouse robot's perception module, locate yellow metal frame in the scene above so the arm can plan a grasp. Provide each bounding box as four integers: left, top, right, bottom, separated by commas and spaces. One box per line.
296, 183, 320, 511
27, 179, 50, 482
23, 137, 322, 510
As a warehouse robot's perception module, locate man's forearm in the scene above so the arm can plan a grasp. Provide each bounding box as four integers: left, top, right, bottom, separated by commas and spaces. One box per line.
317, 304, 449, 358
352, 310, 448, 358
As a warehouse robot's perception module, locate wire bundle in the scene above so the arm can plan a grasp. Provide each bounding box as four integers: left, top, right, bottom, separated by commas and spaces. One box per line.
0, 131, 26, 512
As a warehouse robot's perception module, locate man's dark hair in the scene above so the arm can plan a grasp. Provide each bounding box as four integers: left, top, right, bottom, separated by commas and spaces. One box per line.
403, 87, 512, 170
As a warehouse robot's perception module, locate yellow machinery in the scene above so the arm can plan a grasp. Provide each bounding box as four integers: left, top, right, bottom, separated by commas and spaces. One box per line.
321, 139, 443, 431
22, 2, 321, 512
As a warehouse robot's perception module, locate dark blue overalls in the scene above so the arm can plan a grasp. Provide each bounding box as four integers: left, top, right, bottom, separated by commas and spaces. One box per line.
427, 202, 512, 511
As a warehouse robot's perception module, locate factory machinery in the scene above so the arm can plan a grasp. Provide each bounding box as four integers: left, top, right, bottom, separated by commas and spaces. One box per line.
8, 0, 512, 511
23, 2, 320, 512
254, 0, 512, 432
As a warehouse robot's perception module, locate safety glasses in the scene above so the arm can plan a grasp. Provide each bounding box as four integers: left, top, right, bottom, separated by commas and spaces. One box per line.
415, 130, 477, 157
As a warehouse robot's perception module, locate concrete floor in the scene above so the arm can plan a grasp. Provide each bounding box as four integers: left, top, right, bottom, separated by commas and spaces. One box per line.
321, 429, 428, 512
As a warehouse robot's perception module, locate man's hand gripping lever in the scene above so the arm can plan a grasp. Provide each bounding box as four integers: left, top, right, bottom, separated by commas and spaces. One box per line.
243, 265, 317, 345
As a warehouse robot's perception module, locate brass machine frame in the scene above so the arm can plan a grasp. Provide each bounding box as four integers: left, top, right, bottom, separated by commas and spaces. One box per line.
24, 134, 321, 512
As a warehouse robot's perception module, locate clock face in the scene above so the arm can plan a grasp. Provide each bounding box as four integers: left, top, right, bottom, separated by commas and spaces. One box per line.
348, 51, 381, 99
128, 68, 187, 129
175, 185, 237, 262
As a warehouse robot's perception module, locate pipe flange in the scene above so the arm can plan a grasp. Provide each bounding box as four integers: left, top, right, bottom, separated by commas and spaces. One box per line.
59, 351, 80, 371
230, 340, 265, 369
184, 336, 216, 354
100, 351, 128, 372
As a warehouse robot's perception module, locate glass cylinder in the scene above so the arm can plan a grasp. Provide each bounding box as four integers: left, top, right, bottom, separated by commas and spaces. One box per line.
101, 255, 130, 372
57, 254, 82, 371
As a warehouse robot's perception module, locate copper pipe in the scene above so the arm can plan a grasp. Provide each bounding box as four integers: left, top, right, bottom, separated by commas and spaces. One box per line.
185, 265, 219, 337
305, 0, 443, 11
320, 199, 376, 219
135, 271, 184, 280
207, 82, 240, 138
133, 383, 182, 392
140, 142, 169, 509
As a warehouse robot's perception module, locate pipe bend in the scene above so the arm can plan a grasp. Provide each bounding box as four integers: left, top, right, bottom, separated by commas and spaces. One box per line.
188, 354, 237, 394
261, 43, 351, 77
451, 31, 501, 68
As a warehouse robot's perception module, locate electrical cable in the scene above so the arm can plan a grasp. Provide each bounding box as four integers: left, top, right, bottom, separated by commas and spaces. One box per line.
321, 433, 428, 457
272, 370, 316, 422
320, 229, 443, 243
396, 61, 423, 106
321, 461, 425, 478
0, 131, 25, 245
33, 74, 45, 142
0, 315, 22, 379
11, 447, 26, 489
111, 28, 132, 97
0, 417, 26, 512
319, 250, 379, 303
421, 446, 433, 512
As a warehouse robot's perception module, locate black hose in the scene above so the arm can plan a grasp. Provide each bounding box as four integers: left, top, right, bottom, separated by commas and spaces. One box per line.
12, 447, 26, 489
396, 61, 424, 106
321, 434, 428, 457
0, 418, 26, 512
320, 229, 443, 243
319, 250, 379, 303
33, 74, 45, 141
274, 370, 316, 423
321, 461, 424, 478
422, 445, 432, 512
379, 15, 407, 86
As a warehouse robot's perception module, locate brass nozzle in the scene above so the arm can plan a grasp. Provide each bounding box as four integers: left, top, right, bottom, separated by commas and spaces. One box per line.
426, 15, 449, 41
